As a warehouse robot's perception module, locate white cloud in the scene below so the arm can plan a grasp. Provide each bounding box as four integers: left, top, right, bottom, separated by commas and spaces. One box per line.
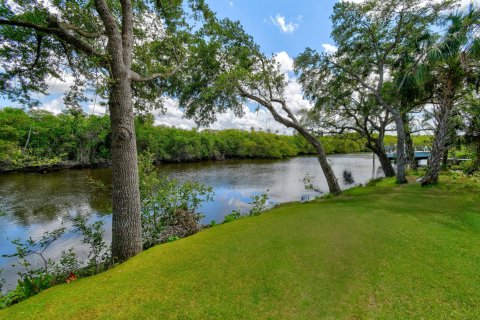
283, 80, 312, 114
215, 106, 293, 133
274, 51, 294, 73
46, 75, 76, 94
86, 102, 106, 116
151, 98, 196, 129
151, 100, 291, 134
270, 14, 299, 34
322, 43, 338, 54
459, 0, 480, 7
229, 1, 234, 6
37, 97, 64, 114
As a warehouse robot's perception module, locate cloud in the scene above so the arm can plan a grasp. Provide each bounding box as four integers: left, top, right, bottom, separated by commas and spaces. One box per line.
229, 1, 234, 6
37, 97, 64, 114
283, 80, 312, 114
152, 98, 196, 129
270, 14, 299, 34
151, 99, 291, 134
322, 43, 338, 54
86, 102, 106, 116
274, 51, 294, 73
45, 75, 76, 94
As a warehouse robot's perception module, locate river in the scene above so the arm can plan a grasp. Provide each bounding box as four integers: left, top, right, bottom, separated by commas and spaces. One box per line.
0, 153, 384, 291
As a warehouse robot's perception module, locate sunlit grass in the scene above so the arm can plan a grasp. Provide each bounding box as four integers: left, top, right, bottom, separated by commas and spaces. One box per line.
1, 177, 479, 319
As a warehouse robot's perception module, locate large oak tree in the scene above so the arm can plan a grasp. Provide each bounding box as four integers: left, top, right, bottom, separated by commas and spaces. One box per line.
0, 0, 214, 261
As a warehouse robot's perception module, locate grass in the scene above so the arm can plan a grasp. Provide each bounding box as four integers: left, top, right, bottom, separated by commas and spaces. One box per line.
1, 176, 480, 319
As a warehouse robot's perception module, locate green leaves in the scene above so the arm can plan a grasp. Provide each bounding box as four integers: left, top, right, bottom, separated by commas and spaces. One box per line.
138, 153, 214, 249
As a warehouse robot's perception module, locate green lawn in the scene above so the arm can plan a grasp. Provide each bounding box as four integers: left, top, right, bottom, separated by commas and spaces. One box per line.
2, 177, 480, 319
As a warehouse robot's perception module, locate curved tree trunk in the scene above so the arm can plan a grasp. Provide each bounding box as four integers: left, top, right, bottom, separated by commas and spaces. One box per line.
422, 101, 453, 185
370, 142, 396, 177
237, 87, 341, 196
299, 130, 341, 195
109, 76, 143, 261
298, 129, 341, 195
377, 100, 407, 184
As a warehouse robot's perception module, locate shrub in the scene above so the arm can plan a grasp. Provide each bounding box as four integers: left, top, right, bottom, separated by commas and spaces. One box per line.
139, 153, 214, 249
223, 210, 241, 223
72, 216, 111, 273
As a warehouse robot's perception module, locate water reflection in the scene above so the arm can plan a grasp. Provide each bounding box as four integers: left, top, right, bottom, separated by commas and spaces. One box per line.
0, 153, 383, 290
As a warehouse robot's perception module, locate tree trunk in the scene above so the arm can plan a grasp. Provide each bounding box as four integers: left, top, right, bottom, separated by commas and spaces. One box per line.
442, 148, 449, 169
94, 0, 142, 262
475, 140, 480, 171
370, 142, 396, 177
295, 128, 341, 195
402, 114, 417, 171
23, 125, 32, 153
109, 75, 143, 261
240, 88, 342, 196
378, 99, 407, 184
392, 113, 408, 184
422, 100, 453, 185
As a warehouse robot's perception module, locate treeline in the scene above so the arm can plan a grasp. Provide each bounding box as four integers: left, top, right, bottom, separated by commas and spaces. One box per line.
135, 114, 367, 162
0, 107, 431, 171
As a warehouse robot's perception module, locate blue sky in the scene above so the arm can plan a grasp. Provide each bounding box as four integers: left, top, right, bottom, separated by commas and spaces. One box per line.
207, 0, 338, 57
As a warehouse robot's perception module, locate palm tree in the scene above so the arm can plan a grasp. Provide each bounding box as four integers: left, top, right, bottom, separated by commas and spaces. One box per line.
421, 7, 478, 184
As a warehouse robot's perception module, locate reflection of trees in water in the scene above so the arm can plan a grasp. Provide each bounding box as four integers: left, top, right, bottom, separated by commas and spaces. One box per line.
0, 169, 112, 227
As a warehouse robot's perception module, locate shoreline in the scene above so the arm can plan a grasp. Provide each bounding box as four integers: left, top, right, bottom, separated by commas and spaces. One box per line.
0, 152, 324, 174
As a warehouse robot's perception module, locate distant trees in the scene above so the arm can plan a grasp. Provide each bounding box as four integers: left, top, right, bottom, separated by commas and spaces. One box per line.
0, 107, 374, 170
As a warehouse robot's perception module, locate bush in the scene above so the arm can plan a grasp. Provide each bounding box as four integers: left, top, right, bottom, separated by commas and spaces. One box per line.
139, 153, 214, 249
223, 210, 241, 223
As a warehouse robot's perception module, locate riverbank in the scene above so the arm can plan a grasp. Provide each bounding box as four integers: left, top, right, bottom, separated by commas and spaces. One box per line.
0, 160, 111, 174
2, 176, 479, 319
1, 107, 406, 172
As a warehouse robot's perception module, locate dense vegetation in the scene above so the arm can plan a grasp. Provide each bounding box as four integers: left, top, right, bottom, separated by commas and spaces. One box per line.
0, 107, 379, 170
1, 175, 479, 319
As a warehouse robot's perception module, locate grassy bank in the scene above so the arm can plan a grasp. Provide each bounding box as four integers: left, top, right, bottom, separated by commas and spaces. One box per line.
1, 177, 480, 319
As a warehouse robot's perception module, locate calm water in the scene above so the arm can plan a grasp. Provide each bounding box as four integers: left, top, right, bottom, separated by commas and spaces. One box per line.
0, 154, 384, 290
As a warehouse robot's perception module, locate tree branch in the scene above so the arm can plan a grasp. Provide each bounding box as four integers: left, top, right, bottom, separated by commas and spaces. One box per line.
329, 58, 376, 92
120, 0, 134, 69
130, 63, 183, 82
28, 34, 43, 71
59, 23, 105, 39
271, 98, 299, 125
237, 86, 297, 129
0, 19, 103, 59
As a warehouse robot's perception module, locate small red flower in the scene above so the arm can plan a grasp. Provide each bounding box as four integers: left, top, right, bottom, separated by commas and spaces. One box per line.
66, 272, 78, 284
